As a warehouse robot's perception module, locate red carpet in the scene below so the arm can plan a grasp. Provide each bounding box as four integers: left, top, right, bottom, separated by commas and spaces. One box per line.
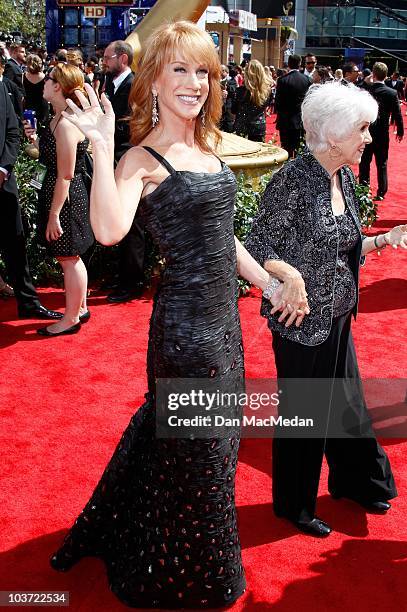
1, 120, 406, 610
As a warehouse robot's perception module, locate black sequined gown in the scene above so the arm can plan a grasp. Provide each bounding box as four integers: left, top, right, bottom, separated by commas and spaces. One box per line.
52, 147, 246, 609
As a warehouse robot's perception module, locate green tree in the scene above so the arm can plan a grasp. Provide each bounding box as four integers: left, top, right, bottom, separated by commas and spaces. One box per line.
0, 0, 45, 43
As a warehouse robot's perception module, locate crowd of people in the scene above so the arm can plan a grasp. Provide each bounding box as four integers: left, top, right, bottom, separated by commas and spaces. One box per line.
1, 23, 407, 609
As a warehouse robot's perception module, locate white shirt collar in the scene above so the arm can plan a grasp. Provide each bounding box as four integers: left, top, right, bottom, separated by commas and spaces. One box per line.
113, 67, 131, 93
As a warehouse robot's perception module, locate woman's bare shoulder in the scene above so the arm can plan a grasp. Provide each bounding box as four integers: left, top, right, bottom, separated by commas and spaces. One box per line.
116, 145, 162, 183
55, 116, 85, 143
121, 145, 152, 164
119, 145, 165, 174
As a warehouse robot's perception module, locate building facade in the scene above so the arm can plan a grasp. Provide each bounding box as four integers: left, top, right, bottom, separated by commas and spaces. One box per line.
252, 0, 406, 68
45, 0, 157, 54
306, 1, 407, 55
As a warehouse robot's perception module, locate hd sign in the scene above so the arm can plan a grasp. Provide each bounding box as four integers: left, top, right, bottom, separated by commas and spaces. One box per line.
84, 5, 106, 17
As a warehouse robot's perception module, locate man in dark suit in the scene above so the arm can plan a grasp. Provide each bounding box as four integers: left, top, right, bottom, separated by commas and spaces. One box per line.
359, 62, 404, 201
302, 53, 317, 81
220, 64, 237, 133
341, 62, 359, 86
0, 57, 23, 121
274, 54, 311, 157
3, 43, 26, 96
385, 71, 405, 100
0, 82, 62, 320
103, 41, 145, 303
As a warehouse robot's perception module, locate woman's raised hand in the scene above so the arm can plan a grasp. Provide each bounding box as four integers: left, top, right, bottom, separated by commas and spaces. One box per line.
62, 83, 115, 149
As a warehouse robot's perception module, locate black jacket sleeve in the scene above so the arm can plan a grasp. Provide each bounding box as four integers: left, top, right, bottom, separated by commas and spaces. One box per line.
0, 84, 20, 173
4, 78, 24, 121
391, 94, 404, 138
3, 62, 15, 82
274, 78, 283, 115
245, 165, 300, 266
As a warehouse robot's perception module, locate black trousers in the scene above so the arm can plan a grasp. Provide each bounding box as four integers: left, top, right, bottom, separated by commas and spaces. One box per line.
359, 137, 389, 198
279, 128, 303, 158
271, 313, 397, 523
117, 212, 145, 291
0, 190, 40, 311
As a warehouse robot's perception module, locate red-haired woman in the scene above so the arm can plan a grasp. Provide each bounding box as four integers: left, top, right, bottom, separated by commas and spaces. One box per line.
49, 21, 282, 609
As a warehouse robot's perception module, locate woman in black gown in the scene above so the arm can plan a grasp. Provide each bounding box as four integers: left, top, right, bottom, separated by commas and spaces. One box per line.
232, 59, 273, 142
49, 21, 281, 608
23, 54, 49, 126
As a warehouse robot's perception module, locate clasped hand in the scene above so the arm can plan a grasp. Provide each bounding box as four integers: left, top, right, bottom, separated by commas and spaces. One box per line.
269, 273, 310, 328
387, 224, 407, 249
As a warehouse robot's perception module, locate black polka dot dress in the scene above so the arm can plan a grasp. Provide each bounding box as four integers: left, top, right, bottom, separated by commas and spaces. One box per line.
38, 125, 94, 257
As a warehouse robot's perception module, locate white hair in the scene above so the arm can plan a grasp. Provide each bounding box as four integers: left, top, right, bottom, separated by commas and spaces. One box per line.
301, 82, 378, 153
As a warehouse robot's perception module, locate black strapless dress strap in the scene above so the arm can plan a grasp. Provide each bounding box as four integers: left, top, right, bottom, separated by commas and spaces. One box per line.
142, 146, 177, 176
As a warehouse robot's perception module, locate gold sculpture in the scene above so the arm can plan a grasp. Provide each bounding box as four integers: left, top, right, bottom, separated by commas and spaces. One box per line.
125, 0, 287, 177
126, 0, 211, 69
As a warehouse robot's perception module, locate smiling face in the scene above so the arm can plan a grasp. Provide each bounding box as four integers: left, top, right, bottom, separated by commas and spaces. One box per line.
152, 53, 209, 124
335, 121, 372, 165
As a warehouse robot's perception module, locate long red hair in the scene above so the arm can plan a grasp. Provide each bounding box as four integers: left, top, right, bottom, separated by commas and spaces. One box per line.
128, 21, 222, 153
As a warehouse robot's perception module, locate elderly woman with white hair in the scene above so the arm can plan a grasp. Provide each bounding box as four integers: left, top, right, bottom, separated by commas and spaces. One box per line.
246, 83, 407, 537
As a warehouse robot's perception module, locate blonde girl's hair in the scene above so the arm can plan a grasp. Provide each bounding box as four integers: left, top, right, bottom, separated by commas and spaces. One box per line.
26, 54, 43, 74
51, 62, 88, 107
244, 59, 272, 107
128, 20, 222, 152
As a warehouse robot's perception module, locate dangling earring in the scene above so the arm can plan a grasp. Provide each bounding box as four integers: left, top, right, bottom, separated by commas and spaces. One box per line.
329, 144, 342, 160
152, 92, 159, 128
200, 105, 206, 129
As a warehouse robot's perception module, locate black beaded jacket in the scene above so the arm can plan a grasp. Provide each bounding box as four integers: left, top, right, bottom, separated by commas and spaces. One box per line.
245, 149, 365, 346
